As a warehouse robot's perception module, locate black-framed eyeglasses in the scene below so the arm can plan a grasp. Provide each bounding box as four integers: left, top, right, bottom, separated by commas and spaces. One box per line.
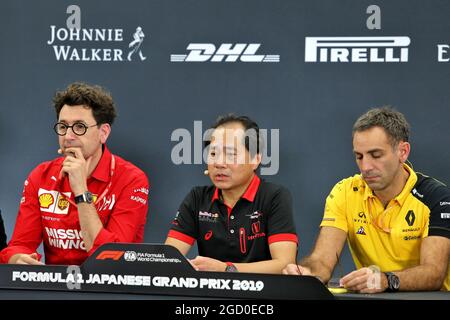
53, 122, 98, 136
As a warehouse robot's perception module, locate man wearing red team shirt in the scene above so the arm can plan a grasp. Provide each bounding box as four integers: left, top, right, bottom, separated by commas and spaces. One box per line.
165, 115, 297, 274
0, 82, 149, 265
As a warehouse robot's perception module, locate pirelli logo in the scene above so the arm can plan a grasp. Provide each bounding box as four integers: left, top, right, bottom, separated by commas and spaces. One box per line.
305, 36, 410, 63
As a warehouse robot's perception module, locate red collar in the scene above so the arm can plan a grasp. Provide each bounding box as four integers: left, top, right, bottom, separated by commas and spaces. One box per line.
90, 145, 112, 183
211, 174, 261, 203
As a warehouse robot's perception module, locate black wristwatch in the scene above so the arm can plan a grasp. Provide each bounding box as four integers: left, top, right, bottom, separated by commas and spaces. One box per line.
384, 272, 400, 292
225, 262, 238, 272
74, 191, 94, 204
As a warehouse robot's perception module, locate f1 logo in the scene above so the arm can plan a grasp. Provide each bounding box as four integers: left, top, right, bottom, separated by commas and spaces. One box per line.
96, 250, 124, 260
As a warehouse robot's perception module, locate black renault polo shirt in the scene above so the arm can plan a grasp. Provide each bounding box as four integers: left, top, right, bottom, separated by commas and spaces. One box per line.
168, 175, 298, 263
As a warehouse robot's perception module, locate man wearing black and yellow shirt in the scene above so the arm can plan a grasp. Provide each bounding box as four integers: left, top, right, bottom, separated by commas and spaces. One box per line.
165, 115, 298, 274
284, 107, 450, 292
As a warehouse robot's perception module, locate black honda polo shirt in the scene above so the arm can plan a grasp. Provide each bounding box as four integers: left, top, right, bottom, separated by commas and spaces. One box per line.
168, 175, 298, 263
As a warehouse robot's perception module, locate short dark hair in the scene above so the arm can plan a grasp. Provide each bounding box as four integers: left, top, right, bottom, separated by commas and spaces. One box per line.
352, 106, 410, 147
53, 82, 117, 125
205, 114, 263, 156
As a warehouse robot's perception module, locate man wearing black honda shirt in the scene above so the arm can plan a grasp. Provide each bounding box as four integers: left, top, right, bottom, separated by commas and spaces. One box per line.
165, 114, 298, 274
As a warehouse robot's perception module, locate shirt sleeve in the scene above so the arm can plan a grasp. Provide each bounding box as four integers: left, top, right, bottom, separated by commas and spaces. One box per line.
267, 186, 298, 245
88, 171, 149, 255
320, 179, 349, 233
0, 170, 44, 263
167, 188, 199, 246
0, 211, 7, 251
427, 185, 450, 239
